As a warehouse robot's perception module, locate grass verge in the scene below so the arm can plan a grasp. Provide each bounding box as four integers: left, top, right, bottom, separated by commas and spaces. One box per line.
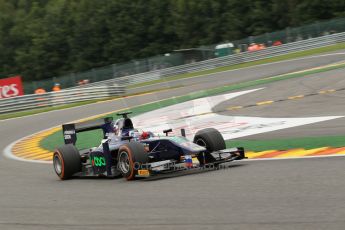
0, 86, 182, 120
129, 42, 345, 89
3, 42, 345, 120
0, 100, 103, 120
226, 135, 345, 151
40, 62, 345, 151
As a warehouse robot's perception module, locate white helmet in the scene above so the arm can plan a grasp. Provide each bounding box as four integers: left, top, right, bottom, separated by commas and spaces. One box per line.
112, 119, 120, 135
128, 129, 141, 141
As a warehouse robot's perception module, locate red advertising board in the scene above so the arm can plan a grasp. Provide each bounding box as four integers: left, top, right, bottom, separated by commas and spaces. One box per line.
0, 76, 24, 99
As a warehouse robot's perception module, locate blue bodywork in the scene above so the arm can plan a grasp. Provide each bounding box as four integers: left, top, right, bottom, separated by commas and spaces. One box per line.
96, 135, 206, 162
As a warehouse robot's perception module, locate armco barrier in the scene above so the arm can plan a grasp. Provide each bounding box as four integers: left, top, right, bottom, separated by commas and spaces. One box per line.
78, 32, 345, 88
0, 85, 125, 114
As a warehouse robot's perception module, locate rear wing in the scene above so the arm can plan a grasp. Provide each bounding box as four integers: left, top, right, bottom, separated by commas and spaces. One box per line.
62, 117, 114, 145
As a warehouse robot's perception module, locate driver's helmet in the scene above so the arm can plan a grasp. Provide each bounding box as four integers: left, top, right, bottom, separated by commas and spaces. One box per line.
141, 131, 152, 139
128, 130, 153, 140
128, 129, 141, 141
112, 119, 120, 135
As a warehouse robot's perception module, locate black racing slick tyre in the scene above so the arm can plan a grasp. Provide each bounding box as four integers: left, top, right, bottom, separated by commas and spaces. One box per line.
193, 128, 226, 164
53, 144, 81, 180
117, 142, 148, 180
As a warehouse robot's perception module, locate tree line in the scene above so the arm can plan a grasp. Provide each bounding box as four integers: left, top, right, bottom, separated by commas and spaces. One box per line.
0, 0, 344, 81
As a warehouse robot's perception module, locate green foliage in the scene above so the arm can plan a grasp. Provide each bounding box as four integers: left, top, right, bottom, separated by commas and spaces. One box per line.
0, 0, 344, 81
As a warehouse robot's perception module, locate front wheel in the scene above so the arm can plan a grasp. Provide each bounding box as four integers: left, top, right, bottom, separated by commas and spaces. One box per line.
193, 128, 226, 164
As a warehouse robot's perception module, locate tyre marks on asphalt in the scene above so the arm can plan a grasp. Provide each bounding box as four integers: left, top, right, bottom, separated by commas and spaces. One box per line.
227, 88, 340, 111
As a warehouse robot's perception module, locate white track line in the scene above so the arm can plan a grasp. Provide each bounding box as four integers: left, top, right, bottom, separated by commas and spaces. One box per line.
3, 52, 345, 163
4, 133, 345, 165
3, 139, 52, 164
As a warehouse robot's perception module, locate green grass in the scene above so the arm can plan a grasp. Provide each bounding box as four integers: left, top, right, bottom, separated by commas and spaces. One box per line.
42, 131, 345, 152
129, 42, 345, 89
40, 62, 345, 152
226, 136, 345, 151
0, 86, 182, 120
0, 100, 103, 120
41, 129, 104, 151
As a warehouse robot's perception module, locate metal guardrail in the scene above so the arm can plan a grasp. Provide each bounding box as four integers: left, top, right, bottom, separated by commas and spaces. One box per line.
0, 85, 125, 114
80, 32, 345, 88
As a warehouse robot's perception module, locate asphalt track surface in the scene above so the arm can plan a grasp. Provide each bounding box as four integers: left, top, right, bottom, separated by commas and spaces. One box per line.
1, 52, 345, 230
213, 67, 345, 139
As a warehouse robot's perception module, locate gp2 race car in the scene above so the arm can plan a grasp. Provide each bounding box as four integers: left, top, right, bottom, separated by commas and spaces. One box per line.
53, 112, 245, 180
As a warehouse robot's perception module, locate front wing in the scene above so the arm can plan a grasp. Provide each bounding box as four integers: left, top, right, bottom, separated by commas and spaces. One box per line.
136, 147, 245, 178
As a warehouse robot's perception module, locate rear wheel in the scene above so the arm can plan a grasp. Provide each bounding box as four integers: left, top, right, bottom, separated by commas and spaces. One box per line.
193, 128, 226, 164
53, 144, 81, 180
117, 142, 148, 180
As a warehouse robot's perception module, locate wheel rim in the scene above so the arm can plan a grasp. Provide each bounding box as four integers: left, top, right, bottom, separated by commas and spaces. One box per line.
118, 151, 131, 174
196, 138, 207, 148
53, 154, 62, 175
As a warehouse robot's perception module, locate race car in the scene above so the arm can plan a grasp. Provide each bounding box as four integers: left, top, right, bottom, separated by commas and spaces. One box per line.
53, 112, 245, 180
